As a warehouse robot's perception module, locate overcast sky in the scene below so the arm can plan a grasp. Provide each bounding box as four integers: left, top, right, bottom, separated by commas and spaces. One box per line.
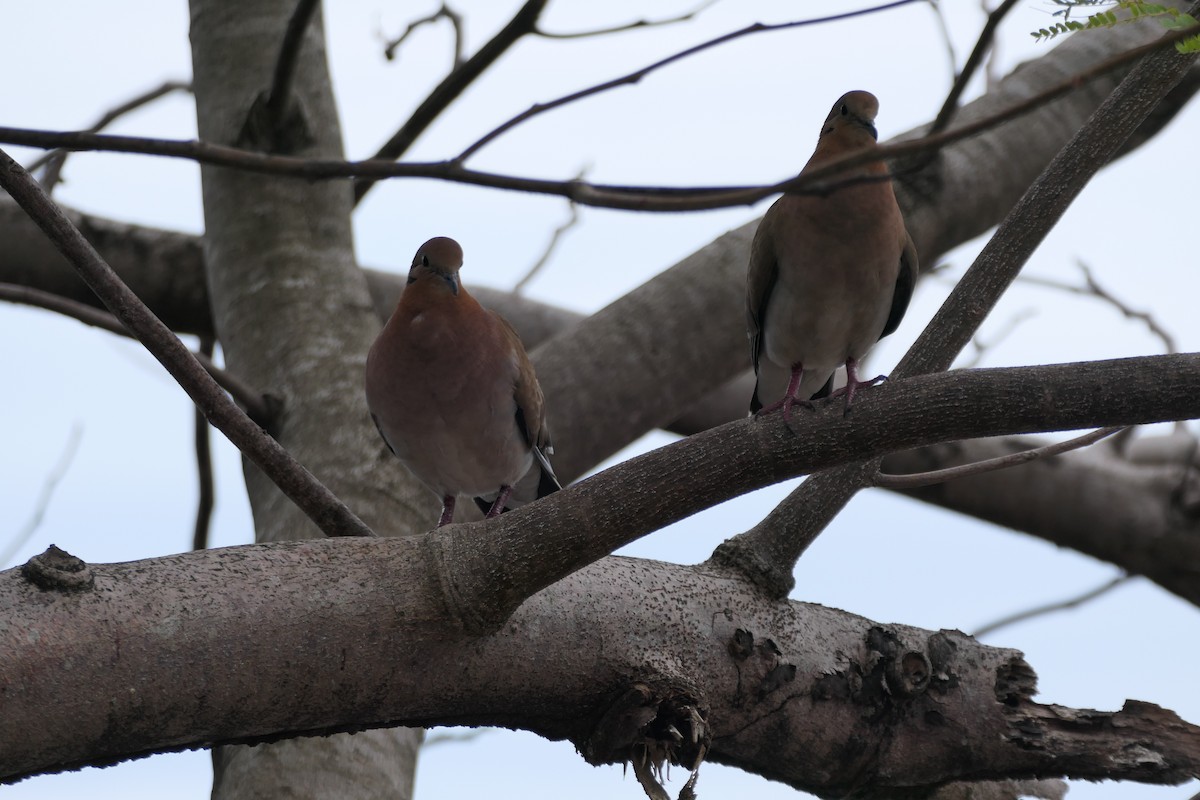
2, 2, 1199, 798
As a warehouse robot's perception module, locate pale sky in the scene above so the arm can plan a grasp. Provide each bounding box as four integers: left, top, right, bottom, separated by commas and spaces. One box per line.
2, 2, 1199, 798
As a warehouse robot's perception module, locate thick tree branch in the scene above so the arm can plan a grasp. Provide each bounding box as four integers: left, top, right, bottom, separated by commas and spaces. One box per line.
3, 549, 1198, 794
710, 17, 1200, 599
0, 150, 372, 538
436, 353, 1200, 631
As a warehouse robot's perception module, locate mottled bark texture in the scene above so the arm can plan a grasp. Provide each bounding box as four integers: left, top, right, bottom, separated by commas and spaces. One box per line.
2, 546, 1198, 796
186, 1, 420, 796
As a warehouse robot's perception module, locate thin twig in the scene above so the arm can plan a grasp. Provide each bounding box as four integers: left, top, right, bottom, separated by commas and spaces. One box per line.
535, 0, 721, 38
4, 22, 1196, 212
0, 151, 374, 538
1021, 261, 1179, 353
383, 3, 465, 65
924, 0, 960, 86
930, 0, 1022, 135
0, 424, 83, 567
27, 80, 191, 194
958, 307, 1038, 368
265, 0, 321, 131
0, 283, 273, 423
354, 0, 549, 205
972, 574, 1132, 638
423, 728, 496, 747
193, 336, 216, 552
456, 1, 922, 162
513, 167, 587, 294
874, 426, 1124, 489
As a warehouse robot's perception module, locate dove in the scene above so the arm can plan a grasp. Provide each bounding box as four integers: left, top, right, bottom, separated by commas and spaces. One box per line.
366, 237, 560, 526
747, 90, 918, 419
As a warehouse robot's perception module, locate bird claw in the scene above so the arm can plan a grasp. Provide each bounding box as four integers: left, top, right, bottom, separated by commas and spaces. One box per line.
755, 395, 814, 429
828, 373, 888, 416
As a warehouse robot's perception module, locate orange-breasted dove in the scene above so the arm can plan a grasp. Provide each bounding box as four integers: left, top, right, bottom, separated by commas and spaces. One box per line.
365, 237, 561, 527
747, 90, 918, 419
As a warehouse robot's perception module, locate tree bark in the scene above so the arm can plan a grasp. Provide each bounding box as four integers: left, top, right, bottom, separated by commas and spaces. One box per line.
186, 1, 421, 796
3, 545, 1198, 797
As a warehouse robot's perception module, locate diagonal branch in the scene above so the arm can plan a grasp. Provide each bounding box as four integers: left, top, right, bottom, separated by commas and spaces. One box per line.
972, 573, 1132, 638
874, 426, 1124, 488
28, 79, 191, 194
0, 149, 372, 538
264, 0, 321, 132
436, 353, 1200, 632
352, 0, 549, 205
929, 0, 1022, 134
456, 1, 923, 162
0, 424, 83, 567
0, 283, 272, 423
709, 16, 1200, 599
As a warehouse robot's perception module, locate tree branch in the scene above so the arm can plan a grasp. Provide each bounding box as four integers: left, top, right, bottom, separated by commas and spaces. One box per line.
383, 3, 465, 65
352, 0, 549, 204
0, 282, 273, 424
881, 434, 1200, 606
534, 0, 721, 39
193, 336, 216, 551
972, 573, 1132, 638
0, 150, 372, 538
3, 548, 1198, 793
455, 1, 923, 162
709, 15, 1200, 599
3, 22, 1196, 213
434, 353, 1200, 632
263, 0, 320, 135
929, 0, 1022, 134
0, 424, 82, 567
28, 79, 191, 194
874, 426, 1123, 489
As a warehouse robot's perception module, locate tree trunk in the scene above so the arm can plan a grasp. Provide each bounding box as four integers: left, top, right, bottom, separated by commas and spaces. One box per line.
187, 1, 422, 796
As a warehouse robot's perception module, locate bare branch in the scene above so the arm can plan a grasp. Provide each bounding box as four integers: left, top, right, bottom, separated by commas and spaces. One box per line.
513, 171, 584, 294
4, 21, 1195, 213
353, 0, 549, 204
0, 150, 373, 538
1022, 260, 1179, 353
0, 283, 273, 423
924, 0, 960, 86
456, 1, 923, 162
874, 426, 1124, 489
958, 306, 1038, 368
972, 573, 1132, 638
534, 0, 720, 39
0, 424, 82, 567
383, 3, 465, 65
27, 79, 191, 194
264, 0, 321, 132
930, 0, 1022, 134
192, 336, 216, 552
709, 23, 1200, 599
